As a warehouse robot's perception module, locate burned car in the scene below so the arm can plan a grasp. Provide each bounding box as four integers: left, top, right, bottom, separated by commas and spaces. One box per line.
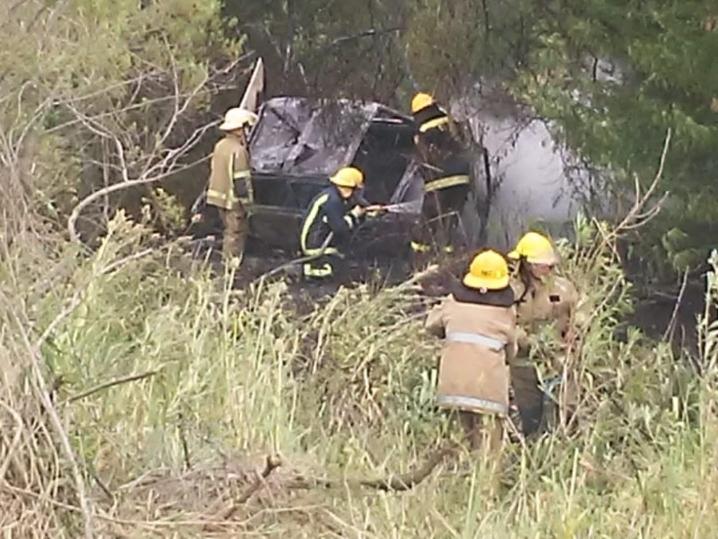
195, 97, 426, 258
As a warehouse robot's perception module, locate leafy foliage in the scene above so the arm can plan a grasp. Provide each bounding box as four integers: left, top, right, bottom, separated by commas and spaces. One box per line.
222, 0, 408, 100
3, 4, 718, 533
510, 0, 718, 271
0, 0, 239, 238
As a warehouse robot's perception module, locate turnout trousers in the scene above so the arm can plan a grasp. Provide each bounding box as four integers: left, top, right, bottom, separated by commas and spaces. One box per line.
411, 184, 469, 259
510, 362, 544, 437
218, 204, 248, 260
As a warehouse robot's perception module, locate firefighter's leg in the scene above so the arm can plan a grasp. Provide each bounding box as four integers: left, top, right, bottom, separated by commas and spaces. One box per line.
483, 414, 504, 455
459, 412, 504, 493
235, 203, 248, 256
459, 412, 504, 454
302, 254, 334, 281
329, 254, 351, 286
220, 204, 247, 261
410, 220, 432, 269
510, 363, 544, 437
431, 185, 468, 254
431, 189, 451, 253
439, 185, 469, 253
480, 414, 504, 495
304, 249, 348, 282
410, 194, 438, 268
458, 411, 481, 450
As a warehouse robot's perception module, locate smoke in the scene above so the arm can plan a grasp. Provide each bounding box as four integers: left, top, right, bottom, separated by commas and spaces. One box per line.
454, 95, 581, 249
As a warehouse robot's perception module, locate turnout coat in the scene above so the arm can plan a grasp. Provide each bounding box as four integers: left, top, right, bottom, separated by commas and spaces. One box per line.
426, 285, 517, 416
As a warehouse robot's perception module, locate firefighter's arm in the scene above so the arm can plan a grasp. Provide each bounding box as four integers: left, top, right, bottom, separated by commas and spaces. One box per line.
231, 147, 251, 180
425, 300, 446, 338
505, 325, 518, 365
207, 145, 229, 190
230, 149, 253, 205
206, 143, 236, 209
325, 200, 355, 242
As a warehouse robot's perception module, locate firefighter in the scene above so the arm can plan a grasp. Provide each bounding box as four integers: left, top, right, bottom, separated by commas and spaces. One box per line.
299, 166, 368, 281
426, 250, 517, 452
411, 92, 462, 151
205, 107, 257, 264
508, 231, 579, 436
410, 93, 471, 262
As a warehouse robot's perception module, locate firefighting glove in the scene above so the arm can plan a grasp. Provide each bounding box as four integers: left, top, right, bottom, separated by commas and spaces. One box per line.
349, 205, 365, 219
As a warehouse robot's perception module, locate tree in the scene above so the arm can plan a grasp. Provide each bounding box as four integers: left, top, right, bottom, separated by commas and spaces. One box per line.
1, 0, 242, 240
222, 0, 409, 102
512, 0, 718, 272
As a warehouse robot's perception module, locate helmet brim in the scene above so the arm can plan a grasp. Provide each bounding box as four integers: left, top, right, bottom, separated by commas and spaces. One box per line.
463, 273, 510, 291
507, 250, 558, 265
329, 176, 356, 188
219, 121, 249, 131
526, 255, 559, 265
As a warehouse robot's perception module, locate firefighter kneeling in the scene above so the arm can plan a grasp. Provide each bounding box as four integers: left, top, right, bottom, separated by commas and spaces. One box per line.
299, 166, 369, 281
426, 250, 517, 453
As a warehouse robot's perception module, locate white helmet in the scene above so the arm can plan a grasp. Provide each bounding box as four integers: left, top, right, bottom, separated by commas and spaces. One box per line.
219, 108, 258, 131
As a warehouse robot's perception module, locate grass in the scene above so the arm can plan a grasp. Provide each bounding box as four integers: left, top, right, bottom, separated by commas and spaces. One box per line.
2, 213, 718, 537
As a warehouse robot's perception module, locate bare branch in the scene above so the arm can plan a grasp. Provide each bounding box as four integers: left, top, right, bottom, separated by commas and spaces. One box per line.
604, 128, 672, 243
324, 26, 403, 50
66, 370, 159, 403
1, 293, 95, 538
663, 268, 690, 342
0, 399, 24, 482
67, 153, 210, 243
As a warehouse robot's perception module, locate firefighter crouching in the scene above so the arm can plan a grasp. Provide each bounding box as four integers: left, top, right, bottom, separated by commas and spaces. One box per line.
410, 92, 471, 262
508, 232, 579, 436
299, 167, 375, 281
205, 107, 257, 264
426, 250, 517, 452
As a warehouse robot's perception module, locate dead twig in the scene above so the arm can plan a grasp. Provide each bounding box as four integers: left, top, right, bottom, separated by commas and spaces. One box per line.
356, 445, 457, 491
0, 399, 24, 482
663, 268, 690, 342
1, 302, 96, 538
178, 413, 192, 471
286, 444, 458, 492
204, 455, 282, 530
67, 154, 210, 243
604, 128, 672, 244
66, 370, 159, 403
232, 455, 282, 506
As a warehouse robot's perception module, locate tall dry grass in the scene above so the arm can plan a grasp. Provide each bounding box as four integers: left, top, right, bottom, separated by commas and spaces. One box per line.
2, 207, 717, 536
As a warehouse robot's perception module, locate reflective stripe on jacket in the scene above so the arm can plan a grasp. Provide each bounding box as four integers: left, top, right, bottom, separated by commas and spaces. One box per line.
414, 103, 450, 134
206, 134, 251, 210
423, 153, 471, 193
299, 186, 359, 257
426, 294, 517, 416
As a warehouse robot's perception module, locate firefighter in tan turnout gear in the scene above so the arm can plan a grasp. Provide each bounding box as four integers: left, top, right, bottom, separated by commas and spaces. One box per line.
508, 231, 579, 436
426, 250, 517, 452
206, 107, 257, 262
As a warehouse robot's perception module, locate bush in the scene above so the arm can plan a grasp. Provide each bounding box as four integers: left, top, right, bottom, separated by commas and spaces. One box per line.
2, 211, 717, 536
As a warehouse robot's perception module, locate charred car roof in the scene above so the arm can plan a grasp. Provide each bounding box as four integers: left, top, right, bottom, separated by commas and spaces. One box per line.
250, 97, 415, 177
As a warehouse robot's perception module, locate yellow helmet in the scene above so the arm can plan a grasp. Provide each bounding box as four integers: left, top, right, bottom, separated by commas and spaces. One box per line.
330, 166, 364, 189
508, 232, 558, 265
463, 250, 510, 291
411, 92, 435, 113
219, 107, 258, 131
